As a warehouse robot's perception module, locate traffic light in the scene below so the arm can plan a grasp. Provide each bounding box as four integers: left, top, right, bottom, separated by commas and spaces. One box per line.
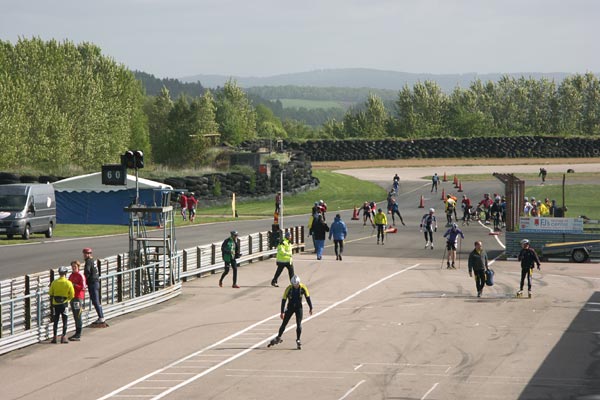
134, 150, 144, 169
124, 151, 135, 169
122, 150, 144, 169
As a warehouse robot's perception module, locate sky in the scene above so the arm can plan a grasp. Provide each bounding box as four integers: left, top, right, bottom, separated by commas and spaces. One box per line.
1, 0, 598, 79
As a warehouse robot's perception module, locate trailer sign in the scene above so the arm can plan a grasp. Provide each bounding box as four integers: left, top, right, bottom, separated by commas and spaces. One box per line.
520, 217, 584, 233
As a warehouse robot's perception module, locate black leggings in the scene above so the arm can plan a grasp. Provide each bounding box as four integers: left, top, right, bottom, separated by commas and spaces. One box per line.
272, 262, 294, 285
377, 224, 385, 241
423, 227, 434, 243
333, 240, 344, 255
220, 260, 238, 285
278, 307, 303, 340
520, 268, 532, 291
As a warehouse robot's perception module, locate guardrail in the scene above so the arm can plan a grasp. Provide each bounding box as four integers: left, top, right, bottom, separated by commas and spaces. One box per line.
0, 225, 305, 355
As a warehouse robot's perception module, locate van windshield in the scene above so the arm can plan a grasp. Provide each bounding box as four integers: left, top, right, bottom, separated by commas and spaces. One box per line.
0, 195, 27, 211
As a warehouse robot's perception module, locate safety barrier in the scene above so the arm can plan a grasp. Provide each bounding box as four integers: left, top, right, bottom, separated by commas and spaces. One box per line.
0, 225, 305, 355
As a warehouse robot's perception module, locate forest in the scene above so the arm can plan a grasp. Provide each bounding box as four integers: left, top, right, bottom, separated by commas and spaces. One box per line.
1, 38, 599, 173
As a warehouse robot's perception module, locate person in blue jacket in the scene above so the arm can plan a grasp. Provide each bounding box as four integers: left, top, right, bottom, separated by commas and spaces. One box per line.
328, 214, 348, 261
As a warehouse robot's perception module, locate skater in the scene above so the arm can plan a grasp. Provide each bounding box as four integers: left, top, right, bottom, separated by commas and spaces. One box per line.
431, 173, 439, 193
49, 266, 74, 344
271, 232, 294, 287
420, 208, 438, 249
219, 231, 241, 288
361, 201, 374, 227
374, 208, 387, 245
445, 194, 458, 225
311, 214, 329, 260
490, 196, 503, 231
517, 239, 541, 297
392, 174, 400, 194
461, 195, 472, 225
468, 241, 489, 297
268, 275, 313, 350
539, 167, 547, 184
443, 223, 464, 269
329, 214, 348, 261
389, 199, 406, 226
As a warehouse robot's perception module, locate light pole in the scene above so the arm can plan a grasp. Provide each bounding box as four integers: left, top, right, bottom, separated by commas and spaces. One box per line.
279, 170, 284, 230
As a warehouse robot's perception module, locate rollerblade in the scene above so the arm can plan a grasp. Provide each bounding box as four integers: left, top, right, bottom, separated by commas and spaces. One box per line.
425, 241, 429, 249
451, 262, 456, 269
516, 290, 523, 298
267, 336, 283, 347
446, 261, 451, 269
528, 290, 532, 298
296, 339, 302, 350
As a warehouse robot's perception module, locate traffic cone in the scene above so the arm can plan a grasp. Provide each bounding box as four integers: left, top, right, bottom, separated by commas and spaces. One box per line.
351, 205, 360, 220
443, 172, 447, 182
457, 181, 463, 192
418, 195, 425, 208
453, 175, 458, 187
440, 188, 446, 200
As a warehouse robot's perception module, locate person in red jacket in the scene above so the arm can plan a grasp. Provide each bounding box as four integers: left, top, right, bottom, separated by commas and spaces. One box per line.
68, 260, 87, 341
186, 193, 198, 222
178, 192, 188, 221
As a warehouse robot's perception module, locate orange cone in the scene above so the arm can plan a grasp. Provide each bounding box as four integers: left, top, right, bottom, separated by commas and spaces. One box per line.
458, 181, 463, 192
453, 175, 458, 187
443, 172, 447, 182
418, 195, 425, 208
440, 188, 446, 200
351, 205, 360, 220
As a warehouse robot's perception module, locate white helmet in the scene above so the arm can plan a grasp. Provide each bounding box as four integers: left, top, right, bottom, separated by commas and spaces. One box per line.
429, 208, 435, 213
291, 275, 301, 286
451, 223, 458, 229
520, 239, 530, 245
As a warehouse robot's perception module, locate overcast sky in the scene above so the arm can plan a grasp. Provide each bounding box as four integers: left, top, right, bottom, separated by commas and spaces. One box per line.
2, 0, 598, 79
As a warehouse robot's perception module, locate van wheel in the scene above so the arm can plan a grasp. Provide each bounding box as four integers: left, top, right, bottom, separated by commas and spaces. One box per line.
45, 223, 53, 238
22, 225, 31, 240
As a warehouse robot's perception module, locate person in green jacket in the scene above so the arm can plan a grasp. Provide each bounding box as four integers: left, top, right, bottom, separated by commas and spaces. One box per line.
49, 266, 75, 344
271, 232, 294, 287
219, 231, 241, 288
374, 208, 388, 245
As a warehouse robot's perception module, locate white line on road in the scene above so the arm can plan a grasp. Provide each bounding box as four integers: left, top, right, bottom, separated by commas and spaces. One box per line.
421, 382, 439, 400
338, 379, 366, 400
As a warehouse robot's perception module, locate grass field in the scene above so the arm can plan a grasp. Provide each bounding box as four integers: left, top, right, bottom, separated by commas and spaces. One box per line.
279, 98, 345, 110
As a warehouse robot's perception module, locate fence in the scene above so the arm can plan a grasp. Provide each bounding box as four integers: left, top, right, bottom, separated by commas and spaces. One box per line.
0, 225, 305, 355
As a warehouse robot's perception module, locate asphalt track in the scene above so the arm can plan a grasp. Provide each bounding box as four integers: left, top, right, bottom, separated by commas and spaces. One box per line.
2, 163, 600, 400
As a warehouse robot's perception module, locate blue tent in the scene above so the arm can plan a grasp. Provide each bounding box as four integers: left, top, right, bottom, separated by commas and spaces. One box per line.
53, 173, 172, 225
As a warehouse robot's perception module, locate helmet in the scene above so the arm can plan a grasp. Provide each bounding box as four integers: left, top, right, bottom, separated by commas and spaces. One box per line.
230, 230, 238, 236
291, 275, 301, 286
284, 231, 291, 238
451, 223, 458, 229
58, 266, 69, 275
429, 208, 435, 213
524, 196, 528, 201
520, 239, 530, 245
495, 196, 501, 201
446, 194, 451, 198
378, 208, 382, 213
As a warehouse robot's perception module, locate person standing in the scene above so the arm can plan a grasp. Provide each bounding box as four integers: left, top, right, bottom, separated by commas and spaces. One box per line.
461, 195, 472, 225
49, 266, 74, 344
271, 231, 294, 287
267, 275, 313, 350
329, 214, 348, 261
275, 192, 281, 215
443, 223, 465, 269
361, 201, 374, 227
468, 241, 489, 298
445, 194, 458, 225
311, 214, 329, 260
83, 248, 105, 324
389, 199, 406, 226
186, 193, 198, 222
539, 167, 547, 184
420, 208, 438, 249
178, 192, 188, 221
517, 239, 541, 297
374, 208, 388, 245
68, 260, 86, 341
431, 173, 439, 193
219, 231, 241, 288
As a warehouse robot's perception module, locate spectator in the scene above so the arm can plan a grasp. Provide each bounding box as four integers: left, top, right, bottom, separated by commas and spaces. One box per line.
539, 167, 547, 184
517, 239, 541, 298
329, 214, 348, 261
275, 192, 281, 215
186, 193, 198, 222
83, 248, 105, 325
468, 241, 489, 298
178, 192, 188, 221
49, 266, 74, 344
68, 260, 86, 341
219, 231, 241, 288
431, 173, 439, 193
311, 214, 329, 260
374, 208, 388, 245
272, 232, 294, 287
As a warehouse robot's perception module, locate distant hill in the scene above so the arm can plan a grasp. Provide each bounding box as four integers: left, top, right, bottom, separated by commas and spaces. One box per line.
180, 68, 580, 92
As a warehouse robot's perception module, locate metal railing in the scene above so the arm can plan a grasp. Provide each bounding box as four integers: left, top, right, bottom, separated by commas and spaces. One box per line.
0, 226, 304, 355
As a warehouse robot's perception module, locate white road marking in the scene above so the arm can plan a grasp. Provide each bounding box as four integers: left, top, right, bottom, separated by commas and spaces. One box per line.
338, 379, 366, 400
98, 264, 421, 400
421, 382, 439, 400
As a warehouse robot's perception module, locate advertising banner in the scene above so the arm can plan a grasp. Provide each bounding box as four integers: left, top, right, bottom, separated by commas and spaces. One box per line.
519, 217, 584, 233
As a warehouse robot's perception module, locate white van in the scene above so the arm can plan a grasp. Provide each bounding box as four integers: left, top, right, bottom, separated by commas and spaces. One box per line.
0, 183, 56, 239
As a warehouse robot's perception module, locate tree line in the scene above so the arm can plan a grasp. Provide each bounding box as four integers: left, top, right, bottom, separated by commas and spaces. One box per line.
2, 38, 599, 172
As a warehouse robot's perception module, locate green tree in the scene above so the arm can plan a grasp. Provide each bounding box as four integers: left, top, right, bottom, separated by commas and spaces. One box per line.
215, 79, 257, 145
145, 87, 173, 164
